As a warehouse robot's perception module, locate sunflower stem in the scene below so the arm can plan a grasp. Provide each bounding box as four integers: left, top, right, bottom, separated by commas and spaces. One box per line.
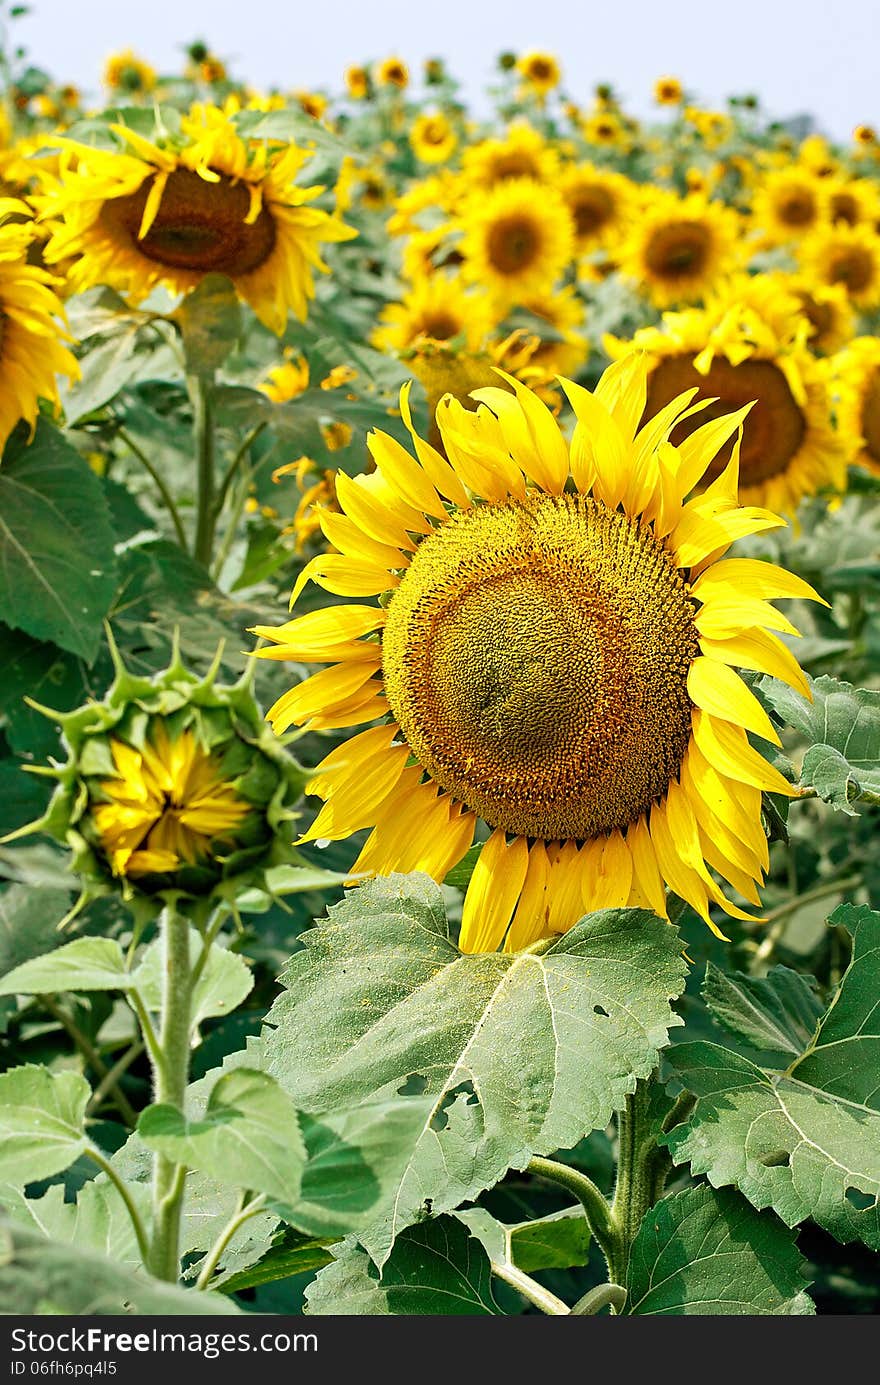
116, 425, 188, 551
489, 1259, 570, 1315
526, 1156, 617, 1268
192, 372, 217, 568
146, 902, 193, 1282
607, 1080, 659, 1291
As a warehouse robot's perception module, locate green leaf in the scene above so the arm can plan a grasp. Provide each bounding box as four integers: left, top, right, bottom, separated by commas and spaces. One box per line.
0, 937, 129, 996
0, 419, 116, 659
132, 928, 253, 1025
304, 1217, 502, 1316
265, 873, 686, 1264
0, 1177, 150, 1267
138, 1068, 306, 1207
0, 1066, 90, 1184
0, 1218, 238, 1314
457, 1205, 591, 1273
666, 905, 880, 1250
214, 1226, 336, 1293
61, 324, 179, 423
0, 885, 72, 981
760, 675, 880, 810
174, 274, 242, 375
702, 962, 823, 1060
624, 1185, 814, 1315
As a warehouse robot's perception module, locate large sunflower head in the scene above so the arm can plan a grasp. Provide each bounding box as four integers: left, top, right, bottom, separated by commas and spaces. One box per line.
459, 176, 574, 305
828, 336, 880, 477
37, 103, 356, 334
460, 122, 560, 190
750, 168, 825, 245
372, 274, 497, 355
0, 200, 79, 452
254, 356, 824, 950
798, 223, 880, 309
615, 190, 742, 308
558, 162, 636, 254
607, 292, 847, 514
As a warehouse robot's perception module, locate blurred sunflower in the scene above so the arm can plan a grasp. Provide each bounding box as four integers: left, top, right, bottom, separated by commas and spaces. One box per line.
0, 201, 79, 451
460, 122, 560, 188
460, 177, 573, 304
609, 296, 846, 514
654, 76, 683, 106
345, 65, 370, 100
376, 57, 409, 89
514, 285, 588, 382
785, 276, 855, 355
38, 104, 355, 333
799, 222, 880, 308
254, 357, 823, 948
515, 52, 562, 97
829, 337, 880, 476
410, 112, 458, 165
558, 163, 636, 254
372, 274, 496, 354
751, 168, 825, 244
259, 350, 310, 402
616, 190, 742, 308
824, 176, 880, 228
102, 49, 156, 96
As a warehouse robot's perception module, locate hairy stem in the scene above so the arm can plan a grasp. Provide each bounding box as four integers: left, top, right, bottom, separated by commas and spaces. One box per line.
193, 1192, 267, 1291
607, 1081, 659, 1290
526, 1155, 617, 1268
490, 1259, 570, 1315
146, 904, 193, 1281
192, 373, 216, 567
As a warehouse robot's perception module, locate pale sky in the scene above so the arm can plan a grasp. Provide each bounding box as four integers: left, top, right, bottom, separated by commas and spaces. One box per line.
11, 0, 879, 140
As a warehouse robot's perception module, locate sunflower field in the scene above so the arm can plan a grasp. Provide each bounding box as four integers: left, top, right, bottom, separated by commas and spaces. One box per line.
0, 11, 879, 1323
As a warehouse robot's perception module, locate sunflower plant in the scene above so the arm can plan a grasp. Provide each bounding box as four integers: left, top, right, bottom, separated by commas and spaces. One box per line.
0, 20, 879, 1322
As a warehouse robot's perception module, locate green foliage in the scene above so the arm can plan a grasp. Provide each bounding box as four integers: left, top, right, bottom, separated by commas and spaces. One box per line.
666, 905, 880, 1252
304, 1217, 502, 1316
264, 873, 687, 1263
0, 420, 116, 659
0, 1065, 91, 1183
624, 1185, 814, 1315
761, 675, 880, 811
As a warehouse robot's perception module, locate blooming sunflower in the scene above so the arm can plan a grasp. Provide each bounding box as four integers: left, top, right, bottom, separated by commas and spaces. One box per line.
253, 356, 822, 949
798, 222, 880, 309
607, 296, 846, 514
824, 176, 880, 228
654, 76, 684, 106
345, 65, 370, 100
515, 52, 562, 97
372, 275, 496, 355
615, 190, 742, 308
0, 201, 79, 451
376, 57, 409, 89
751, 168, 825, 244
102, 49, 156, 96
460, 177, 574, 305
259, 350, 309, 402
514, 285, 588, 382
38, 104, 355, 334
460, 122, 560, 189
829, 336, 880, 476
558, 163, 636, 254
410, 112, 458, 165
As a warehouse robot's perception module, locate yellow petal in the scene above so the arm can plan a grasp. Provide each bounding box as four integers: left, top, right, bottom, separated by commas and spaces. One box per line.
692, 558, 828, 608
559, 376, 628, 506
505, 840, 552, 952
399, 380, 471, 508
367, 428, 447, 519
459, 830, 529, 954
687, 658, 782, 746
698, 627, 811, 698
692, 709, 796, 796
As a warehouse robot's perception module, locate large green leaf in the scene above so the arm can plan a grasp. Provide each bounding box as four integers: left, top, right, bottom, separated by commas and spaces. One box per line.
760, 675, 880, 811
133, 928, 253, 1025
0, 1066, 90, 1183
0, 420, 116, 659
0, 1177, 149, 1268
0, 885, 72, 981
666, 904, 880, 1250
624, 1185, 814, 1315
0, 937, 129, 996
702, 962, 823, 1061
264, 873, 687, 1263
138, 1068, 306, 1207
0, 1218, 238, 1314
303, 1217, 501, 1316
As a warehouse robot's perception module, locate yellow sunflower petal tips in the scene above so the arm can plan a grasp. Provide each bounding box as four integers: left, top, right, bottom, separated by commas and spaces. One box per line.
259, 357, 824, 951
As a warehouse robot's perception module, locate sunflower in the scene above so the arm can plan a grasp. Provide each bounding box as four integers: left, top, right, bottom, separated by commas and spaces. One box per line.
615, 190, 742, 308
460, 177, 574, 305
784, 274, 855, 355
558, 163, 636, 254
253, 356, 822, 949
0, 202, 79, 452
345, 65, 370, 100
581, 110, 628, 148
516, 52, 562, 97
823, 176, 880, 228
376, 57, 409, 89
259, 350, 309, 402
91, 723, 250, 880
750, 168, 825, 245
38, 103, 355, 334
410, 112, 458, 165
853, 125, 877, 149
102, 49, 156, 96
654, 76, 683, 106
798, 223, 880, 309
513, 285, 588, 382
460, 122, 560, 189
828, 337, 880, 476
372, 275, 496, 354
608, 297, 846, 513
